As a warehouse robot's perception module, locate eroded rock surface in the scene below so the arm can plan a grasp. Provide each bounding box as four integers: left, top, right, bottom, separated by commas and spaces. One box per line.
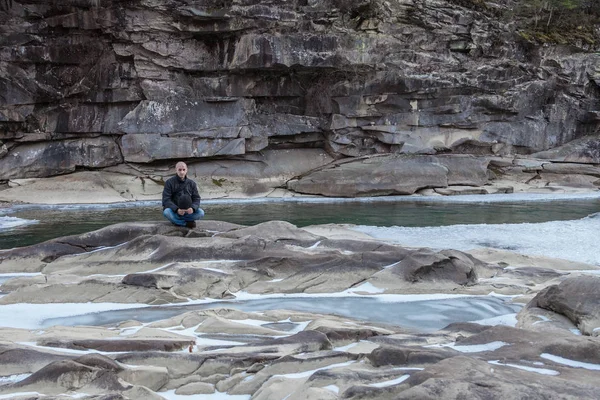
1, 221, 600, 399
0, 220, 510, 304
1, 308, 600, 400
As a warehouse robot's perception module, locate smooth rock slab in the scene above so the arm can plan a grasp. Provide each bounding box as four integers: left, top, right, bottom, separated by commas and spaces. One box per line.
0, 138, 123, 180
121, 134, 246, 163
525, 276, 600, 336
287, 154, 488, 197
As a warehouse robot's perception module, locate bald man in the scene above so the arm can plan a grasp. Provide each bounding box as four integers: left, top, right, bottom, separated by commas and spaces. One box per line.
162, 161, 204, 228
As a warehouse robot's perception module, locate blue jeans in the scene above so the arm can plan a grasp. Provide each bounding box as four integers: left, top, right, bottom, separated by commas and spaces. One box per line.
163, 208, 205, 226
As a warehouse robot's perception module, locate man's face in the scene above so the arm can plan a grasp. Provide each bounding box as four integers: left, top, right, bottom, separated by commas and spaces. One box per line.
176, 163, 187, 179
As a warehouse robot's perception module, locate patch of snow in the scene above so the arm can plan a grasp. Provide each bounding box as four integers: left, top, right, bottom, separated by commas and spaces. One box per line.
347, 282, 385, 294
472, 313, 518, 327
158, 389, 250, 400
118, 326, 145, 336
164, 323, 245, 347
307, 241, 322, 249
369, 374, 410, 388
139, 262, 176, 274
195, 337, 246, 347
334, 342, 363, 352
85, 244, 125, 254
0, 273, 42, 278
17, 341, 98, 355
441, 341, 508, 353
200, 267, 230, 275
281, 320, 311, 335
532, 315, 551, 325
324, 384, 339, 393
489, 360, 559, 375
0, 392, 43, 399
274, 361, 356, 379
0, 374, 31, 386
541, 353, 600, 370
232, 318, 274, 327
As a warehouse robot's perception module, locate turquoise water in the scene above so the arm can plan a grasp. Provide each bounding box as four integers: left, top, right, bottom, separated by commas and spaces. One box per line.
1, 197, 600, 249
2, 196, 597, 332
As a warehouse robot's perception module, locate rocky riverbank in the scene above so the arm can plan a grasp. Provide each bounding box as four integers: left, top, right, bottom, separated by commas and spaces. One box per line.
1, 153, 599, 205
0, 220, 599, 399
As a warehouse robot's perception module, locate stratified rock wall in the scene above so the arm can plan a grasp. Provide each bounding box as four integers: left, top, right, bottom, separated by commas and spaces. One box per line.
1, 0, 599, 189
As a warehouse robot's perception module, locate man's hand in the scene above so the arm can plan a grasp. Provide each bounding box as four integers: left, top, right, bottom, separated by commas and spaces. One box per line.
178, 208, 193, 215
185, 207, 193, 214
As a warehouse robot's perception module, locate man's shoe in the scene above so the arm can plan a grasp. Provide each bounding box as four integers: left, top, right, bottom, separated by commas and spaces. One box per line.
186, 221, 196, 229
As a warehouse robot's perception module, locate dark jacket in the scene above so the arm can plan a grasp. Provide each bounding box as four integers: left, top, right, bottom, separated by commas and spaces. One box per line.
162, 175, 201, 212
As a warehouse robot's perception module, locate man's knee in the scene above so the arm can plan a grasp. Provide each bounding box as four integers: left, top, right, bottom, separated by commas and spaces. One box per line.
193, 208, 205, 220
163, 208, 179, 222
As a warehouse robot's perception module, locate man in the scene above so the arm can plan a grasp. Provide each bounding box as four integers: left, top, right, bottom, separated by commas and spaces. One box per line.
162, 161, 204, 228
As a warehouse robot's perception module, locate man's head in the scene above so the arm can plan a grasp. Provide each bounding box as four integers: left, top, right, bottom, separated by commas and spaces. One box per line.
175, 161, 188, 180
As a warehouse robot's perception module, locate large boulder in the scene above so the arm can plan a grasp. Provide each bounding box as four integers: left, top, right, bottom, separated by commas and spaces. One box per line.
523, 276, 600, 336
532, 136, 600, 163
287, 154, 489, 197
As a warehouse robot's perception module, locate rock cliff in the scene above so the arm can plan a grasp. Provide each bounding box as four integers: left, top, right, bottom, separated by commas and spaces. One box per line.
1, 0, 599, 198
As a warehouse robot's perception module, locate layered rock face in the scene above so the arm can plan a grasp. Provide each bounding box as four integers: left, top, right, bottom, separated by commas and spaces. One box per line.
1, 0, 599, 198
